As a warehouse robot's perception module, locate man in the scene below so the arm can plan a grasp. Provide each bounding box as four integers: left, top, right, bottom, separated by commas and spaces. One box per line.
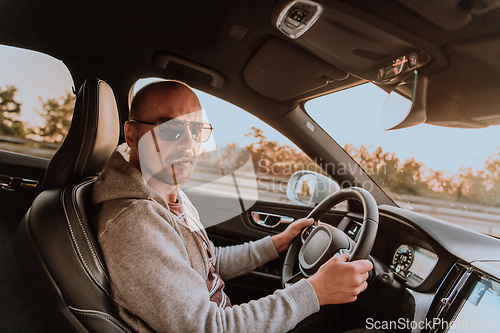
92, 80, 373, 332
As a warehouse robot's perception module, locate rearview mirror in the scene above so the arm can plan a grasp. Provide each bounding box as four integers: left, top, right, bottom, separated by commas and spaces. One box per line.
286, 170, 340, 206
382, 70, 429, 130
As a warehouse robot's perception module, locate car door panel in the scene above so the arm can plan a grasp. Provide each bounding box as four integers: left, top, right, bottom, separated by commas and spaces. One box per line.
0, 150, 51, 332
206, 200, 349, 242
0, 150, 48, 222
201, 190, 350, 304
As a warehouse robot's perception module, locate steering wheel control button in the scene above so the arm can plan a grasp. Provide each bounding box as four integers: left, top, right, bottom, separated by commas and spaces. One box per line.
337, 248, 350, 256
298, 225, 350, 276
301, 225, 315, 242
345, 221, 362, 241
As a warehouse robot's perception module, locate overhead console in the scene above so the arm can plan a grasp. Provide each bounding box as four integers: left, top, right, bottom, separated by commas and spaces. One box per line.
275, 0, 324, 39
372, 52, 430, 84
271, 1, 500, 129
272, 0, 433, 82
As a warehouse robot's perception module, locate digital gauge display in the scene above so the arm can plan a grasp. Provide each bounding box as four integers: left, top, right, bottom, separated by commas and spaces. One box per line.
392, 245, 414, 275
391, 244, 438, 286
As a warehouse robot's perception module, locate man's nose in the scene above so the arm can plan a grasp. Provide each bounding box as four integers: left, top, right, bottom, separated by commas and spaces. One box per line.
177, 124, 196, 150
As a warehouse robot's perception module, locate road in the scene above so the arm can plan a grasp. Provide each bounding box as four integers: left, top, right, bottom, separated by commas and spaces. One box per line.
2, 141, 499, 236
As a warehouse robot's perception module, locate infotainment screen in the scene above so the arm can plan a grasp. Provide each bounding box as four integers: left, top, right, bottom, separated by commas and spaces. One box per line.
447, 278, 500, 332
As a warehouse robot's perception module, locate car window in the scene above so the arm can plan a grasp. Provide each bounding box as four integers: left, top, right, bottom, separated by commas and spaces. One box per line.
0, 44, 74, 159
306, 83, 500, 236
132, 78, 333, 207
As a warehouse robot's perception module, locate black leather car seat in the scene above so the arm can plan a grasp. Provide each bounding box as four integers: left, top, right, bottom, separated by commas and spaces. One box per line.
15, 78, 134, 333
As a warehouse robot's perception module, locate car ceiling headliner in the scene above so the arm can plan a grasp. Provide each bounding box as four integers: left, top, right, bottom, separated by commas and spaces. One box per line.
1, 0, 500, 126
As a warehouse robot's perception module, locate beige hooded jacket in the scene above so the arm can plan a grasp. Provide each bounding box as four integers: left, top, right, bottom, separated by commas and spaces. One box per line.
92, 144, 319, 333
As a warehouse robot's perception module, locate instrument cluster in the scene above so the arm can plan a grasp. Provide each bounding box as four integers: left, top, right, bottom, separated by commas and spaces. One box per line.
391, 244, 438, 287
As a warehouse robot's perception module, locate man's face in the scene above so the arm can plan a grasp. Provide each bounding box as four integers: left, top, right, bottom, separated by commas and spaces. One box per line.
132, 85, 203, 186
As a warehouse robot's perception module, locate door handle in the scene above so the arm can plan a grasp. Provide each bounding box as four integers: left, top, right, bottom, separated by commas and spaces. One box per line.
0, 174, 38, 192
251, 211, 294, 228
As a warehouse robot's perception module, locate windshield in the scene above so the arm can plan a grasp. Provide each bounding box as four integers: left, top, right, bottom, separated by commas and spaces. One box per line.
306, 83, 500, 237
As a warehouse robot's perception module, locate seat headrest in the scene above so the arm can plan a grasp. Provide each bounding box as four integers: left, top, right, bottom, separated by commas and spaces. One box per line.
42, 78, 119, 190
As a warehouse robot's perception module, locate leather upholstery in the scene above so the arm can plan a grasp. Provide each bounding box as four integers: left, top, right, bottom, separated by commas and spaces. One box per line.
42, 78, 120, 190
15, 78, 134, 333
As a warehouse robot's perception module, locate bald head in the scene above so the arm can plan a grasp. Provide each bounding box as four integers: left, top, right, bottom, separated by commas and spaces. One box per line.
129, 80, 201, 121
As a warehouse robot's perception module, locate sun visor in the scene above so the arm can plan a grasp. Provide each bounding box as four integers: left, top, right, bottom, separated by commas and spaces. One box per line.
243, 38, 348, 101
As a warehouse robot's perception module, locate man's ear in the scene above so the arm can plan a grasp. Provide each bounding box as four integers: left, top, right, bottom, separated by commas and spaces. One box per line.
124, 121, 138, 149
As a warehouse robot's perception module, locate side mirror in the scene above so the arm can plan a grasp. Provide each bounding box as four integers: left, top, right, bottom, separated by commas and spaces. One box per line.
286, 170, 340, 206
381, 70, 429, 131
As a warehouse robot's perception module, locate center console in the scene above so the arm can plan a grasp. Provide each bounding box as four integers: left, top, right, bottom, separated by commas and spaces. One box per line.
426, 261, 500, 333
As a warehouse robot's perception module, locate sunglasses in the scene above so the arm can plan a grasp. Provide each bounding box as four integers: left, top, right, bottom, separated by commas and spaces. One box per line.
129, 118, 213, 143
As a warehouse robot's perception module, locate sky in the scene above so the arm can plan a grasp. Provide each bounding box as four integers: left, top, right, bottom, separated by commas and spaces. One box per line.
0, 45, 74, 128
2, 44, 499, 175
306, 84, 500, 174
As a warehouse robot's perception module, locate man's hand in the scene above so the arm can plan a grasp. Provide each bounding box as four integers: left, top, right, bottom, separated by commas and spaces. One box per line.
271, 218, 314, 253
308, 253, 372, 306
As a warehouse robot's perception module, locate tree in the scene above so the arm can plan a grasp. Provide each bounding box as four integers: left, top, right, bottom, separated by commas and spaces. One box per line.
209, 130, 500, 208
485, 149, 500, 183
483, 150, 500, 207
34, 91, 75, 143
0, 85, 25, 137
345, 144, 402, 193
244, 127, 320, 177
344, 143, 500, 207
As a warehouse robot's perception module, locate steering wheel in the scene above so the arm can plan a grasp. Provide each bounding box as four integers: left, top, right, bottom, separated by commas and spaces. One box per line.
282, 187, 379, 288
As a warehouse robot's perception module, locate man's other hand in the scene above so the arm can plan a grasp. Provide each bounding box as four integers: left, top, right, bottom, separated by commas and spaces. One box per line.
308, 253, 373, 306
271, 218, 314, 253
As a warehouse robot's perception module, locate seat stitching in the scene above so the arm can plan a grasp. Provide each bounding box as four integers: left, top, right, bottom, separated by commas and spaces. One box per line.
62, 185, 110, 297
80, 80, 99, 177
72, 180, 110, 282
68, 306, 133, 333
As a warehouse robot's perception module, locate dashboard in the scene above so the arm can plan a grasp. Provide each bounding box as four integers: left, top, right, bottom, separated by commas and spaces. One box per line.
343, 215, 440, 288
337, 205, 500, 332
